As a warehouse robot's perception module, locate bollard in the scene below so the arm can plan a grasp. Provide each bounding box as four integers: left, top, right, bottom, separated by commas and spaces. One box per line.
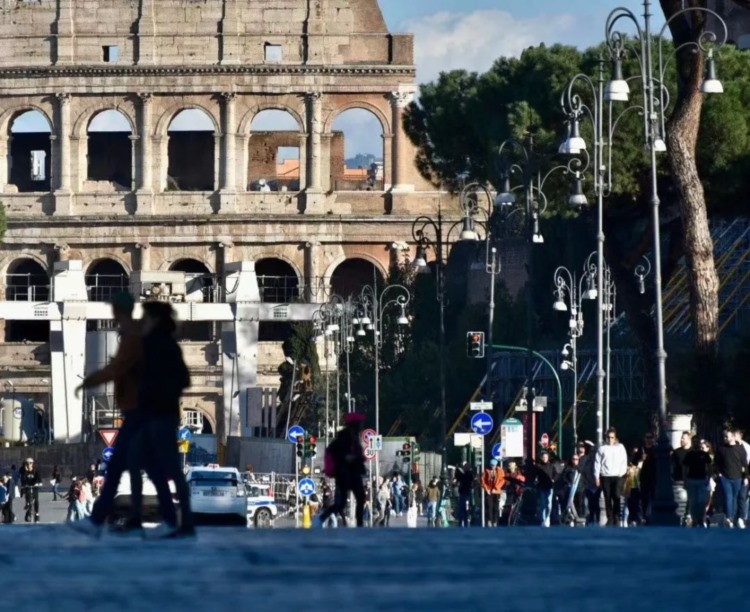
302, 503, 311, 528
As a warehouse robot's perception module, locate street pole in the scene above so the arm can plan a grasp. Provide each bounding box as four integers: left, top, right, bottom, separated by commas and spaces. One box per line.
373, 277, 381, 493
595, 64, 606, 449
571, 335, 578, 447
525, 177, 535, 463
324, 336, 330, 446
437, 224, 448, 474
486, 248, 497, 465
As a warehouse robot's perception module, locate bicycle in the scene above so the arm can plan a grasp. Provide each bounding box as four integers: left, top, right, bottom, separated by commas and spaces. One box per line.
507, 483, 540, 527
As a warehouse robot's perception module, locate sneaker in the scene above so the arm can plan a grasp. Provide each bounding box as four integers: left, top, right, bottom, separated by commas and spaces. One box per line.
111, 519, 144, 538
147, 523, 180, 539
34, 514, 40, 523
738, 518, 746, 530
725, 518, 734, 528
68, 517, 103, 539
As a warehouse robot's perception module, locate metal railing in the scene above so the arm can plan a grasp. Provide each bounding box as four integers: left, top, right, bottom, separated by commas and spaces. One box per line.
5, 274, 50, 301
85, 274, 129, 303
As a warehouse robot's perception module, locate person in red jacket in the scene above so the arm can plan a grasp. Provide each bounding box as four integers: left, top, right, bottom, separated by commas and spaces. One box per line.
481, 459, 506, 527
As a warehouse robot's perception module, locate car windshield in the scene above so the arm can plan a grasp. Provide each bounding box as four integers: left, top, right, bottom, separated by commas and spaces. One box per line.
246, 485, 270, 497
189, 472, 238, 487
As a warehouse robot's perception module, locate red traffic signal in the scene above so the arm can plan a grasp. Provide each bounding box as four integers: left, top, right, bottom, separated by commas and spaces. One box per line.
309, 436, 317, 444
296, 435, 304, 443
402, 443, 411, 451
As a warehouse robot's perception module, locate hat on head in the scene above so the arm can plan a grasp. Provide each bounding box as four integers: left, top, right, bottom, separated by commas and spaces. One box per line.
344, 412, 365, 425
24, 457, 33, 463
109, 291, 135, 314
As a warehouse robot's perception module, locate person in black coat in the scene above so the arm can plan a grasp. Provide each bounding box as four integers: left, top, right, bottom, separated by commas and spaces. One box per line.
18, 458, 41, 523
317, 412, 367, 527
127, 301, 194, 538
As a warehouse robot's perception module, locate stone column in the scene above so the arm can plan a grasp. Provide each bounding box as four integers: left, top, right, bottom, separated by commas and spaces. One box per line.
304, 241, 321, 301
55, 94, 71, 192
0, 134, 8, 192
382, 134, 393, 190
138, 93, 153, 192
221, 93, 237, 192
306, 92, 323, 192
389, 91, 414, 192
213, 134, 221, 192
135, 242, 151, 271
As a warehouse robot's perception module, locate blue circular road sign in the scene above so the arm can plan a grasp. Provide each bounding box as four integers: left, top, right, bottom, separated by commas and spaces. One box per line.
178, 427, 193, 441
287, 424, 306, 443
102, 447, 114, 463
297, 477, 316, 497
470, 412, 494, 436
492, 443, 503, 460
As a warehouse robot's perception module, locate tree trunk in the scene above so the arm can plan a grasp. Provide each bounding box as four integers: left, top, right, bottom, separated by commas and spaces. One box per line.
661, 0, 722, 425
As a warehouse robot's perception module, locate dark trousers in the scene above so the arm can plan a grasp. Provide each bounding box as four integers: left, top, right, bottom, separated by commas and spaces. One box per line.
129, 414, 193, 528
600, 476, 624, 525
641, 479, 655, 521
2, 499, 14, 523
319, 473, 365, 527
22, 487, 39, 520
90, 414, 140, 525
484, 493, 500, 525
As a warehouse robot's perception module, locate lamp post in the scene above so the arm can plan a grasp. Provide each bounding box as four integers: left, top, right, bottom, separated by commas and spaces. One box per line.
560, 0, 727, 524
552, 251, 598, 448
603, 265, 617, 431
41, 378, 52, 445
495, 132, 582, 461
412, 198, 478, 472
357, 281, 410, 490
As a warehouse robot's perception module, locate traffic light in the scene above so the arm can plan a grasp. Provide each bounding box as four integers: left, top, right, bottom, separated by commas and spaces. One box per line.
296, 435, 304, 458
466, 331, 485, 358
411, 443, 421, 463
305, 434, 317, 458
399, 442, 412, 464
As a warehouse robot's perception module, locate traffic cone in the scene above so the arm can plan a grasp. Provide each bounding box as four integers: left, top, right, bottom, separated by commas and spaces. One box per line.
302, 503, 311, 529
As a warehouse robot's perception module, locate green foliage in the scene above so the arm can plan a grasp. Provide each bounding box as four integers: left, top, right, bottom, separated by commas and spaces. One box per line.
405, 40, 750, 219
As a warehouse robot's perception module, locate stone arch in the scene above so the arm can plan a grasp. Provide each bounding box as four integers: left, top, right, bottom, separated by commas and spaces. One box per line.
169, 258, 215, 341
323, 101, 391, 136
239, 103, 305, 135
0, 104, 53, 137
154, 103, 221, 138
72, 105, 136, 139
1, 253, 49, 279
82, 109, 135, 189
5, 108, 54, 193
244, 107, 305, 192
255, 256, 301, 303
182, 405, 215, 435
325, 255, 387, 298
85, 254, 132, 275
85, 258, 130, 303
5, 257, 50, 341
163, 107, 218, 192
160, 256, 215, 274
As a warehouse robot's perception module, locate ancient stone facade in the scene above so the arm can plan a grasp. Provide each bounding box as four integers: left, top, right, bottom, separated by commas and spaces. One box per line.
0, 0, 455, 435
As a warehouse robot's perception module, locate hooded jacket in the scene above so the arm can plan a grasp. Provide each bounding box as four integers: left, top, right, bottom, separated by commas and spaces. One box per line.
481, 466, 506, 494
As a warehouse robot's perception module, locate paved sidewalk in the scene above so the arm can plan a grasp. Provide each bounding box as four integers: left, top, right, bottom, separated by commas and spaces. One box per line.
0, 525, 744, 612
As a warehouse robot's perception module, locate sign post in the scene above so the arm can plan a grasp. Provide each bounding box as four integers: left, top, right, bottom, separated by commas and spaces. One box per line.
500, 418, 524, 458
469, 413, 492, 527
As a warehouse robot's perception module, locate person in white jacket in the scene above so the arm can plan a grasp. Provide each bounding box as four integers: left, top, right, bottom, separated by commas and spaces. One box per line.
594, 428, 629, 527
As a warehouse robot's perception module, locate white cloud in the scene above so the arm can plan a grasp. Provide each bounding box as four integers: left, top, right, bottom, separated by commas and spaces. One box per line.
404, 10, 576, 83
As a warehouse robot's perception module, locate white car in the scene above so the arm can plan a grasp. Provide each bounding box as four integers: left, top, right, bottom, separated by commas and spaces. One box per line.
186, 466, 247, 525
111, 471, 179, 522
245, 483, 278, 528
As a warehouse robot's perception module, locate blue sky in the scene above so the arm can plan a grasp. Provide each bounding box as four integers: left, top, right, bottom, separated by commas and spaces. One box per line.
380, 0, 662, 82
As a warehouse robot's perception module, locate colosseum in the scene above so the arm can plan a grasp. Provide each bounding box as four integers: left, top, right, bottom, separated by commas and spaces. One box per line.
0, 0, 455, 448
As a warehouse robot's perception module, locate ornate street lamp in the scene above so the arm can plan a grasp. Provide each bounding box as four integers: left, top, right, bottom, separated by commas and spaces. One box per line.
560, 0, 727, 524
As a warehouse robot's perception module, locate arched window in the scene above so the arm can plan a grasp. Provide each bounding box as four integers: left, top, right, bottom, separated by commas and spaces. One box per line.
255, 258, 300, 342
169, 259, 214, 341
330, 258, 385, 298
248, 110, 301, 192
86, 259, 129, 302
8, 110, 52, 192
167, 109, 215, 191
86, 110, 133, 189
331, 109, 384, 191
5, 259, 50, 341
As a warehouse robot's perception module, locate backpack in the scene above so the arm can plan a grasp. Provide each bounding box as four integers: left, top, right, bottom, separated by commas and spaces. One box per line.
323, 447, 336, 477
